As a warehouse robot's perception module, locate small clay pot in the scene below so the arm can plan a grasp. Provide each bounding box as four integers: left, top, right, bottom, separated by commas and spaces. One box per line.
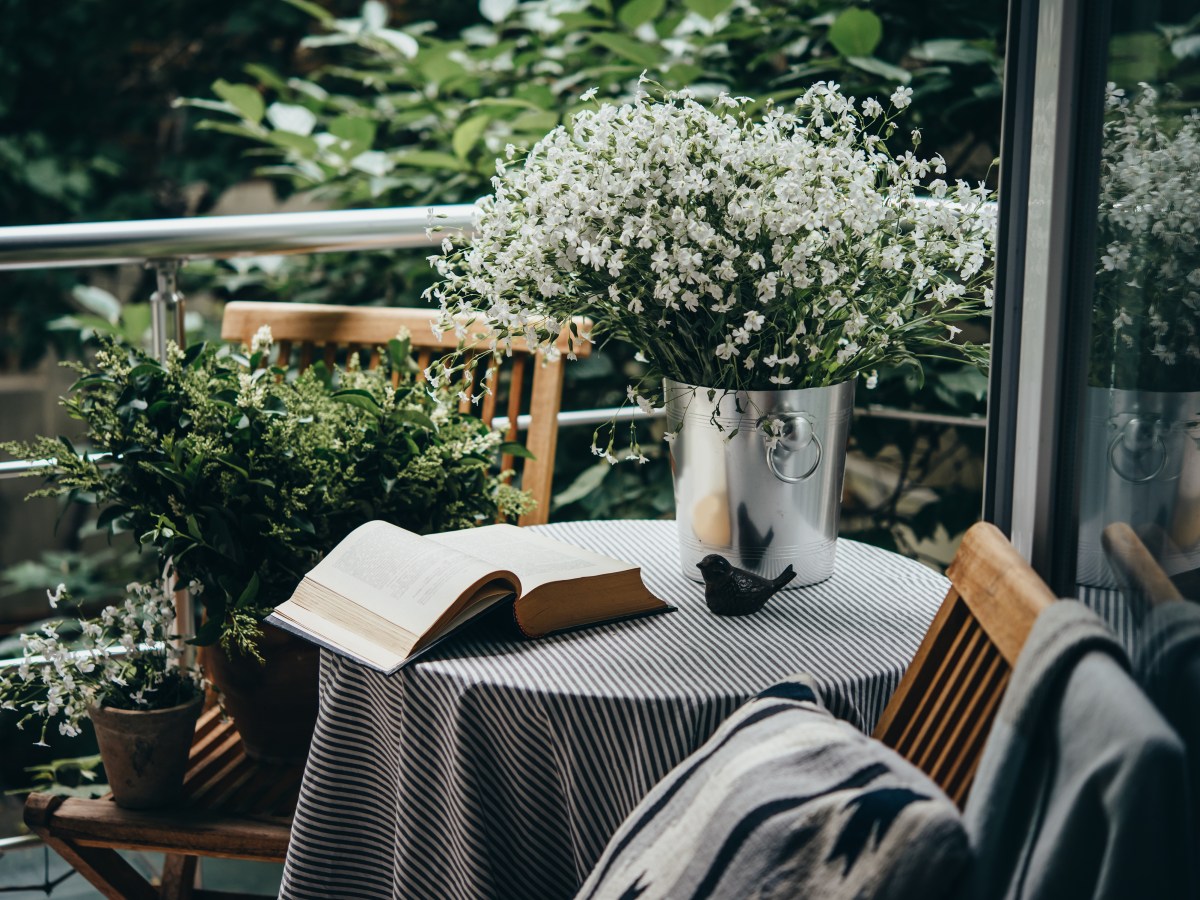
89, 693, 203, 810
199, 623, 321, 764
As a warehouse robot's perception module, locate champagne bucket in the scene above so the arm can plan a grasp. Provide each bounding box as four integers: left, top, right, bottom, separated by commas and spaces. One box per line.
665, 379, 854, 587
1077, 386, 1200, 587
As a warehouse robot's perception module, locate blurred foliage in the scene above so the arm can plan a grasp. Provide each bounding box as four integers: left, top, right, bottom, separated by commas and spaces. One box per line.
183, 0, 1002, 554
188, 0, 1003, 206
0, 0, 326, 369
18, 754, 107, 799
0, 0, 1005, 602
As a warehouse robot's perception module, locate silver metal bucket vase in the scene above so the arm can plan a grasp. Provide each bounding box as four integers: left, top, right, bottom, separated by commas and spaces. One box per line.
1077, 386, 1200, 587
664, 379, 855, 587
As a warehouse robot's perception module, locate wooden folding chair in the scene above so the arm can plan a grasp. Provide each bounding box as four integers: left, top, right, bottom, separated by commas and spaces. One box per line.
872, 521, 1056, 806
220, 301, 592, 527
25, 302, 590, 898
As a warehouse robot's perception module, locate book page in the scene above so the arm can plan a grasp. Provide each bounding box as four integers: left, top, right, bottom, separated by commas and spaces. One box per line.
270, 604, 401, 672
427, 524, 634, 595
302, 520, 507, 637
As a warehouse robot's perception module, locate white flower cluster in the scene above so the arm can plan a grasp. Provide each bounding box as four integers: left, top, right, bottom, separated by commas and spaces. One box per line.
427, 82, 995, 401
0, 582, 199, 743
1094, 83, 1200, 389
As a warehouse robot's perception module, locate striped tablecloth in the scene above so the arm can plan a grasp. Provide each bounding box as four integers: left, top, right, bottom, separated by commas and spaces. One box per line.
280, 519, 948, 900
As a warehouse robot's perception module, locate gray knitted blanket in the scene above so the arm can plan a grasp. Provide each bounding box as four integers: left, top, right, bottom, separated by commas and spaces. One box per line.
575, 675, 969, 900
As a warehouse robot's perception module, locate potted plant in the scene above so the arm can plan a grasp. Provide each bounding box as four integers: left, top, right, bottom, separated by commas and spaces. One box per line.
427, 81, 996, 584
2, 328, 531, 759
1079, 83, 1200, 586
0, 582, 202, 809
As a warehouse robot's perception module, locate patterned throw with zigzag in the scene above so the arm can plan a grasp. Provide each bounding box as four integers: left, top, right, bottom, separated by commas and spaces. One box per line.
575, 675, 969, 900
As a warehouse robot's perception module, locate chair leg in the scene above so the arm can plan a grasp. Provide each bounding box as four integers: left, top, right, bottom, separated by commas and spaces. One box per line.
161, 853, 199, 900
37, 835, 158, 900
24, 792, 157, 900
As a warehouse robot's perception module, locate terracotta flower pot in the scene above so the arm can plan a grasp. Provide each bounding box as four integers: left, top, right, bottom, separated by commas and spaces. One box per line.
89, 693, 203, 810
200, 623, 321, 764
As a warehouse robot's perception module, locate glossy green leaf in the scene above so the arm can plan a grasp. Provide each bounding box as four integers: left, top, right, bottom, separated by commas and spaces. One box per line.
71, 285, 121, 325
266, 102, 317, 136
552, 460, 611, 508
500, 441, 536, 459
589, 32, 663, 68
281, 0, 334, 22
332, 389, 383, 412
452, 115, 491, 160
619, 0, 666, 29
682, 0, 732, 20
910, 39, 996, 66
329, 116, 377, 148
847, 56, 911, 85
827, 8, 882, 59
212, 80, 264, 125
392, 150, 473, 173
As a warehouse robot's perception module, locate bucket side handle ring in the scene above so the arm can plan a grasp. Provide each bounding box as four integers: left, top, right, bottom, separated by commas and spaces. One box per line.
1108, 421, 1168, 484
761, 412, 822, 483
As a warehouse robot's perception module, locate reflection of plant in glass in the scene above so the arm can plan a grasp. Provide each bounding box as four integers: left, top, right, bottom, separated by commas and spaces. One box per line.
1093, 83, 1200, 391
428, 83, 995, 457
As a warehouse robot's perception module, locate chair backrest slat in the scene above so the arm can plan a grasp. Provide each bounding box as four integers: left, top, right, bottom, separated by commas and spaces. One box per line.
479, 358, 499, 426
499, 354, 528, 476
221, 302, 590, 526
873, 522, 1054, 806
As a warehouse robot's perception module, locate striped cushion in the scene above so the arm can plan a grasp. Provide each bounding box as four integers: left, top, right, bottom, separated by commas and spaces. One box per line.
574, 675, 969, 900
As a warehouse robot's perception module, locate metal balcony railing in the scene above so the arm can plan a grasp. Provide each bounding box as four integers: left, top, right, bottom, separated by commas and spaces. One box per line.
0, 203, 983, 482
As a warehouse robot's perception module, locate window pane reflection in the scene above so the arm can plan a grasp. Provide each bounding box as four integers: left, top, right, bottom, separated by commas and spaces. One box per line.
1081, 8, 1200, 611
1079, 6, 1200, 805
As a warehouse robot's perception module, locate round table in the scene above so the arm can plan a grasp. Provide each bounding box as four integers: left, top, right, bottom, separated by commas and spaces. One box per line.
280, 519, 947, 900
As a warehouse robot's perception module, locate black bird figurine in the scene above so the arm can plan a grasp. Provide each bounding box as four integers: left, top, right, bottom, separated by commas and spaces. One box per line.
696, 554, 796, 617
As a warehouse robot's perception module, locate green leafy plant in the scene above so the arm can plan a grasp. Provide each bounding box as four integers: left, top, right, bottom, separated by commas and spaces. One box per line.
185, 0, 1003, 210
2, 329, 532, 656
0, 0, 321, 370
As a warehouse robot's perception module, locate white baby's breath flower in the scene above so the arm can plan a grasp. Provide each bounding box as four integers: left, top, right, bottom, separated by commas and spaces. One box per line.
46, 583, 66, 609
250, 325, 273, 354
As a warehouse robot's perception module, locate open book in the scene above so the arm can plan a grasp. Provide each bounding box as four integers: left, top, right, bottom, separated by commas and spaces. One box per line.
268, 521, 672, 673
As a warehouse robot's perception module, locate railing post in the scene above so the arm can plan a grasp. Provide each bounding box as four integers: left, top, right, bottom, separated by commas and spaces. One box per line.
147, 260, 195, 664
148, 259, 185, 364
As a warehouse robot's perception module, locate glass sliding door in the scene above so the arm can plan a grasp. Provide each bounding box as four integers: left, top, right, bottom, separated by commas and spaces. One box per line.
1076, 5, 1200, 613
992, 0, 1199, 612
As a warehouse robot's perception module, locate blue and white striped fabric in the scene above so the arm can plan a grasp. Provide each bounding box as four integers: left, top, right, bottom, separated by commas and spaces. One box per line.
280, 519, 948, 900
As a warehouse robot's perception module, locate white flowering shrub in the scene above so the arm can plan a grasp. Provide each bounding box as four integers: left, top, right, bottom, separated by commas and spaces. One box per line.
427, 82, 996, 453
1094, 83, 1200, 391
0, 583, 200, 744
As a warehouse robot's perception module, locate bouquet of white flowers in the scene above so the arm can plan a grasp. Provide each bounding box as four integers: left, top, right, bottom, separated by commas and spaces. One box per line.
427, 80, 996, 452
1094, 82, 1200, 392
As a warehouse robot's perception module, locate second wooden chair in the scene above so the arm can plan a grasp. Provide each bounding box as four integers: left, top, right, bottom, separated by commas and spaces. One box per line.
872, 521, 1056, 806
221, 301, 592, 526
